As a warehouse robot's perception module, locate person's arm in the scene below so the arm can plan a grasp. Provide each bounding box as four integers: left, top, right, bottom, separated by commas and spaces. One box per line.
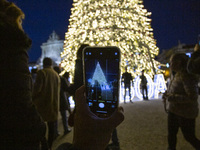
71, 85, 124, 150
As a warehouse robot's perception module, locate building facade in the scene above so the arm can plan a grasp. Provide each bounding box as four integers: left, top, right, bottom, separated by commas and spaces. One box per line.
37, 31, 64, 68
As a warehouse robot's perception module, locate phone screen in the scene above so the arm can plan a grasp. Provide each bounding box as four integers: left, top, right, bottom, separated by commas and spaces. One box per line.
83, 46, 121, 117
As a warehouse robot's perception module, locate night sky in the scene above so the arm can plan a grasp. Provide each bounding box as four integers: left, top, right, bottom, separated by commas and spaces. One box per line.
12, 0, 200, 62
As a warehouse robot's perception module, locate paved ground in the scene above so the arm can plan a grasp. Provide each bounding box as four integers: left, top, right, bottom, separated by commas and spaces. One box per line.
52, 97, 200, 150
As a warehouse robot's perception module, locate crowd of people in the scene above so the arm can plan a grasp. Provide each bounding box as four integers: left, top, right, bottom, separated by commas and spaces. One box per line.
1, 0, 200, 150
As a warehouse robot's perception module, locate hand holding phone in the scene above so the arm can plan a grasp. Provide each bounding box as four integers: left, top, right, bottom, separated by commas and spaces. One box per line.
83, 46, 121, 118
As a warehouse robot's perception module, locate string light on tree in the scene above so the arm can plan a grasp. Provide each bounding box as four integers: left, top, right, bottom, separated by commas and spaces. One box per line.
61, 0, 164, 78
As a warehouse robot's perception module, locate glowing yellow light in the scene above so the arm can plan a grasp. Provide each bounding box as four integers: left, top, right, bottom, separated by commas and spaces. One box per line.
61, 0, 164, 80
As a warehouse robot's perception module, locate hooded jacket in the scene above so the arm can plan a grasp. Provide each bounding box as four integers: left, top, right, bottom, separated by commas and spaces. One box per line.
0, 9, 45, 148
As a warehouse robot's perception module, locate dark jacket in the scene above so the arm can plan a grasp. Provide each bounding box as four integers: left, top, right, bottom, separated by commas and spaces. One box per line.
0, 15, 45, 147
60, 76, 71, 111
140, 74, 147, 87
122, 72, 132, 85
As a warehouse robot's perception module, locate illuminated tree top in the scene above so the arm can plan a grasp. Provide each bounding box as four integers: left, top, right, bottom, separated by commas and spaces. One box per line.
61, 0, 164, 79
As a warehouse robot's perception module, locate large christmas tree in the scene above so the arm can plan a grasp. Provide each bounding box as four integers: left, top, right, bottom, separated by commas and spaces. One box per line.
61, 0, 163, 78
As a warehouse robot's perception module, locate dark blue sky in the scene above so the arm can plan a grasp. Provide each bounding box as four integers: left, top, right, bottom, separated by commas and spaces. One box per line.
12, 0, 200, 62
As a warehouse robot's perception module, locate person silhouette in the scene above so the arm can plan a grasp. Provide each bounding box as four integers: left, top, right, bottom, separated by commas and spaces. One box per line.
92, 80, 102, 100
112, 78, 118, 101
140, 70, 148, 100
163, 53, 200, 150
33, 57, 60, 149
121, 67, 133, 103
68, 44, 89, 96
63, 71, 72, 115
0, 1, 45, 149
54, 66, 71, 135
68, 44, 89, 127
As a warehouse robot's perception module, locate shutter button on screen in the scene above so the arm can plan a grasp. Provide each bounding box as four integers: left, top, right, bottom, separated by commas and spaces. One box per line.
99, 103, 105, 108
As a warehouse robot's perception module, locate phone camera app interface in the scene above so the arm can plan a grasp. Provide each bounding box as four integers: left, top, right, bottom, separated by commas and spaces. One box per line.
84, 49, 120, 114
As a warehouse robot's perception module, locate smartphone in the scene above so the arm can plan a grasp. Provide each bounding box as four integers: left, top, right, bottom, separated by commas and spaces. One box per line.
83, 46, 121, 118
